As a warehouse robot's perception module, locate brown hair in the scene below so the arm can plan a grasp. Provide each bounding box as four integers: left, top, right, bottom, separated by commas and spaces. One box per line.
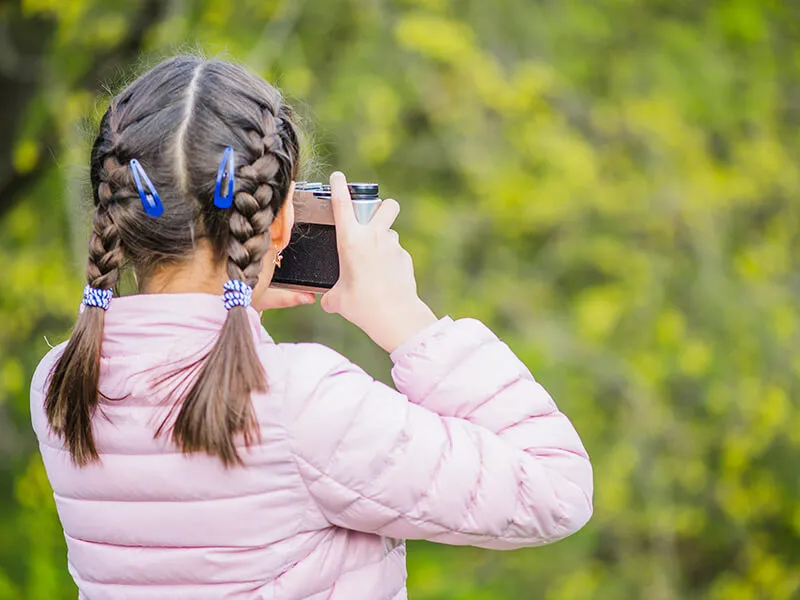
45, 56, 300, 467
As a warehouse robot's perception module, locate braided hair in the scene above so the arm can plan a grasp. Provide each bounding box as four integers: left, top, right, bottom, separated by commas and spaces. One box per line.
45, 56, 300, 466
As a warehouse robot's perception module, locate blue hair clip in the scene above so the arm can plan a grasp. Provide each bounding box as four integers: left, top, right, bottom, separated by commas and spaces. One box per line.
129, 159, 164, 218
213, 147, 236, 209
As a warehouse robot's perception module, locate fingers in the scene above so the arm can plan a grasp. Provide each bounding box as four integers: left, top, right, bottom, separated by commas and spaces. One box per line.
287, 292, 317, 308
261, 288, 316, 309
330, 171, 357, 231
370, 198, 400, 230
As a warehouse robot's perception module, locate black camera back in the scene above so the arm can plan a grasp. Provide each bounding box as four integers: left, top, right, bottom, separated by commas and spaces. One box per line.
270, 182, 381, 293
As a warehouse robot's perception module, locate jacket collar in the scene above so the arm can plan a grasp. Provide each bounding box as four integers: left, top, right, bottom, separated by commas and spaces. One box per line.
100, 293, 268, 358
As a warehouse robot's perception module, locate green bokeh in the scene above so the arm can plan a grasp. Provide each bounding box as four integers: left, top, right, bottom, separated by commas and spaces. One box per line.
1, 0, 798, 598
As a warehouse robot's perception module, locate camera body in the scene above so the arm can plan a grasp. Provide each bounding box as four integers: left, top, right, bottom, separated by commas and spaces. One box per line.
270, 182, 381, 293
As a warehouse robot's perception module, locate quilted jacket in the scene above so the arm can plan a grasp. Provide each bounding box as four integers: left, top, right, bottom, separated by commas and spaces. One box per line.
30, 293, 593, 599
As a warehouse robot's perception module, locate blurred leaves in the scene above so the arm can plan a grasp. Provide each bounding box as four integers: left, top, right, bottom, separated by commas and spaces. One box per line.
1, 0, 799, 598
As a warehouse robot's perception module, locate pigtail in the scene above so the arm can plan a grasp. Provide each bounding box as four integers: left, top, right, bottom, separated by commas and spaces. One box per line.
46, 57, 302, 468
170, 185, 271, 465
45, 148, 130, 465
171, 108, 296, 467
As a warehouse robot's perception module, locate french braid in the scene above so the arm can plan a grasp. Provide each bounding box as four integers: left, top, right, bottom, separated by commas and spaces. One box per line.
225, 121, 290, 287
87, 156, 134, 290
45, 56, 301, 468
45, 107, 140, 465
172, 95, 300, 467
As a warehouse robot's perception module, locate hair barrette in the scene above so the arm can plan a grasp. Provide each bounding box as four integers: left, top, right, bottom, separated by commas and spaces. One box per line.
213, 147, 236, 209
130, 159, 163, 218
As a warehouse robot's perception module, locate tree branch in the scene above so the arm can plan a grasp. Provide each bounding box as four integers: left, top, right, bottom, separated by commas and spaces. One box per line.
0, 0, 168, 221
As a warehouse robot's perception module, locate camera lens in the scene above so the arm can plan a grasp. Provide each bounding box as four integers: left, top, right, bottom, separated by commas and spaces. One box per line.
347, 183, 379, 199
296, 182, 324, 191
305, 182, 379, 199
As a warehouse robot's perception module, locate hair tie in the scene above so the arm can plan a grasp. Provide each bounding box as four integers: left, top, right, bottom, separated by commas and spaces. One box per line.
222, 280, 252, 310
82, 285, 113, 310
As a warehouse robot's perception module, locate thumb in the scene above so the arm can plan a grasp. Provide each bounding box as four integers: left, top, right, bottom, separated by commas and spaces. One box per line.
320, 289, 338, 314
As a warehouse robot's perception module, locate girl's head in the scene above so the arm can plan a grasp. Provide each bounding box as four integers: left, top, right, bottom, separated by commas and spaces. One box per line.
46, 56, 301, 467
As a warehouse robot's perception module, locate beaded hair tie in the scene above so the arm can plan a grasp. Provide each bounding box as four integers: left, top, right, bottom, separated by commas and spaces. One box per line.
222, 279, 252, 310
82, 285, 113, 310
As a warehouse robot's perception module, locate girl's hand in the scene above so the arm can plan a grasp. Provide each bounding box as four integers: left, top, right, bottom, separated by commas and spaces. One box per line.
321, 172, 437, 353
253, 288, 316, 312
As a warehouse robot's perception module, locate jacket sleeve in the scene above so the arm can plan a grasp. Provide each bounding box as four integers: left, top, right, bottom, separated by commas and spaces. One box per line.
283, 317, 593, 549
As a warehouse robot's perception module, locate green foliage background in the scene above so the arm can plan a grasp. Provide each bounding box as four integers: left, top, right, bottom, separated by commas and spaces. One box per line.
1, 0, 799, 598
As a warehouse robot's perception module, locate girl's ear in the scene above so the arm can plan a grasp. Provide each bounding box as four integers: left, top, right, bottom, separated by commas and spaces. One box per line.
270, 181, 295, 251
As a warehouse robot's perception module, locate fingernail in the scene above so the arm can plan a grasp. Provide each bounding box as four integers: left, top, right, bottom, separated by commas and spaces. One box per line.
303, 295, 316, 304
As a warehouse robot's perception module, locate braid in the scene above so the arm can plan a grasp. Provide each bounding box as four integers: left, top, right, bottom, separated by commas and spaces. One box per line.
226, 109, 295, 287
45, 57, 305, 468
45, 109, 139, 466
226, 156, 279, 287
86, 156, 132, 291
172, 105, 299, 467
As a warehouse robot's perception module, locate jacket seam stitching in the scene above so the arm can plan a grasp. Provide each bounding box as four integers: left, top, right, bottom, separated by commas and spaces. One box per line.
463, 372, 525, 418
293, 453, 538, 542
398, 336, 495, 408
281, 347, 323, 535
320, 378, 374, 475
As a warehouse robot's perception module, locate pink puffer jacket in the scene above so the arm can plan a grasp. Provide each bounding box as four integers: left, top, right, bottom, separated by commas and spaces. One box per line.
31, 293, 593, 600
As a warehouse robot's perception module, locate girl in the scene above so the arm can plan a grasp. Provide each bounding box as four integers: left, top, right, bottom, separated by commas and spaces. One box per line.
31, 56, 593, 600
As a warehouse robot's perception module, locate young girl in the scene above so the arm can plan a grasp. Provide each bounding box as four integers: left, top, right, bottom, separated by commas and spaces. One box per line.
31, 56, 593, 600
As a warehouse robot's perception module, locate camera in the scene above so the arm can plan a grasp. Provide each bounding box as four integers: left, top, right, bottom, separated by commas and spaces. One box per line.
270, 182, 382, 293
